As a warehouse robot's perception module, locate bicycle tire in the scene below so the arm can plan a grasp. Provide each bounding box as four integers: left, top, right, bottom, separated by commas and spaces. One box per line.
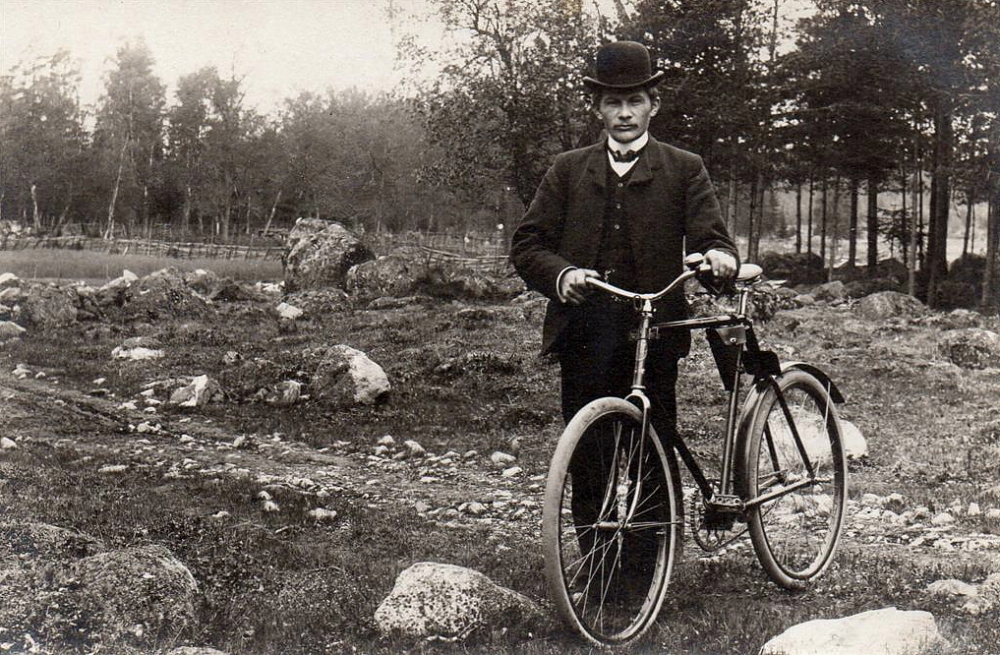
542, 397, 682, 647
739, 369, 847, 589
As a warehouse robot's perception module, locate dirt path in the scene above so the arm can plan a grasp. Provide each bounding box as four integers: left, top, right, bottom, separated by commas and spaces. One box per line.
5, 364, 999, 576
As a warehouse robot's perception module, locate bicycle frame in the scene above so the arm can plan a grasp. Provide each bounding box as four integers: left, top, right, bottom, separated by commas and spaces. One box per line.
587, 263, 832, 517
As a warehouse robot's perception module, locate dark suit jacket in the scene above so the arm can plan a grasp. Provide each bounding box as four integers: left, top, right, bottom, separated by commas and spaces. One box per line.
510, 137, 738, 356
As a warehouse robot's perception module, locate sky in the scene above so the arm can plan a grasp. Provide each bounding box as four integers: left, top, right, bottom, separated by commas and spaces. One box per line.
1, 0, 430, 114
1, 0, 816, 115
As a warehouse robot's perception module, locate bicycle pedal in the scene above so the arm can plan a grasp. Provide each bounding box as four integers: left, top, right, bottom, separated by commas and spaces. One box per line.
704, 495, 743, 513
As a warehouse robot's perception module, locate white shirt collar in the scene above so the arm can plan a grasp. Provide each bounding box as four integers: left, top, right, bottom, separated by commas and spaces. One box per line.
607, 131, 649, 155
606, 132, 649, 176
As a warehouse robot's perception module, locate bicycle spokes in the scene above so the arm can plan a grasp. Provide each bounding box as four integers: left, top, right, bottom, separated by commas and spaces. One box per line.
746, 373, 846, 587
547, 405, 680, 645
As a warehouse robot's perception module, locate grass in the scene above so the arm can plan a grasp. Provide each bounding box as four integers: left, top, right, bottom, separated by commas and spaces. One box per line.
1, 248, 283, 284
1, 263, 999, 653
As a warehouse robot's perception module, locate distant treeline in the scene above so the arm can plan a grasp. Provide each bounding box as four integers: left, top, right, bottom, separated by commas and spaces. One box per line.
2, 0, 998, 306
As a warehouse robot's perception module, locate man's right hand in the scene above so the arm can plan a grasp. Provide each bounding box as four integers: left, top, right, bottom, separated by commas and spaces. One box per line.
559, 268, 601, 305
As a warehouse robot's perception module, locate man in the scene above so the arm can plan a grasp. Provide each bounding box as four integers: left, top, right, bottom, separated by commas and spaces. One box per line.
510, 40, 738, 577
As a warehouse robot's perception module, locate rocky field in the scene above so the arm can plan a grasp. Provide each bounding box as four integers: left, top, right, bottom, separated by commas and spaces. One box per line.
1, 226, 999, 654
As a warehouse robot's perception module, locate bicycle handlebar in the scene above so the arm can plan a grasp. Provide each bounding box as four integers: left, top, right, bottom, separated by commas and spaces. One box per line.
585, 252, 737, 303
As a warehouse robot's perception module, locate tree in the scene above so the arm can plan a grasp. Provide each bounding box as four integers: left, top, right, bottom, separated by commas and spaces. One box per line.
166, 67, 215, 234
782, 3, 910, 272
407, 0, 599, 211
0, 50, 88, 232
93, 40, 165, 238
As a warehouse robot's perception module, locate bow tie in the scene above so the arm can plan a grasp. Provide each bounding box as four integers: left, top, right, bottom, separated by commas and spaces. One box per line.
608, 147, 642, 163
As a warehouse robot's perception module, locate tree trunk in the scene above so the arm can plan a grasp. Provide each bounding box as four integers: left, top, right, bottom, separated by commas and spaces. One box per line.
962, 189, 974, 257
748, 173, 758, 262
984, 122, 1000, 308
807, 176, 814, 255
820, 178, 827, 265
830, 176, 841, 279
927, 108, 953, 308
909, 144, 919, 296
30, 183, 41, 232
263, 189, 282, 235
848, 178, 859, 267
867, 175, 878, 276
105, 134, 130, 240
795, 182, 802, 253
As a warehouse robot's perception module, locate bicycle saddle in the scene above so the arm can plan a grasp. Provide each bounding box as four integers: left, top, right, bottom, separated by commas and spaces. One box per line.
737, 263, 762, 283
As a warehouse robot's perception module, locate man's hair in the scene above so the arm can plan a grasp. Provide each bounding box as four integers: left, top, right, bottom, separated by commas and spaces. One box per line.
590, 85, 660, 107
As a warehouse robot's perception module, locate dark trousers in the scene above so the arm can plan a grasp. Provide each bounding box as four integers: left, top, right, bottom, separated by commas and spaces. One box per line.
558, 299, 679, 579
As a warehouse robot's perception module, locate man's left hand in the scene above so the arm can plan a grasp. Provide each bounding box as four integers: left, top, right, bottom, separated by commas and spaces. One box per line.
704, 249, 737, 282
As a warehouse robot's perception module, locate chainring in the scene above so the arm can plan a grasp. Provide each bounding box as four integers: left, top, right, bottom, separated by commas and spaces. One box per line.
690, 487, 749, 552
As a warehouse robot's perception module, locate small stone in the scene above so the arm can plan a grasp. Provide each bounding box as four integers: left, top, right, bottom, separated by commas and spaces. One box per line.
98, 464, 128, 474
968, 502, 981, 517
931, 512, 956, 526
927, 579, 978, 598
111, 346, 164, 361
860, 493, 882, 507
262, 500, 280, 513
307, 507, 338, 521
276, 302, 304, 320
490, 451, 517, 467
374, 445, 390, 457
378, 435, 396, 447
463, 449, 478, 459
0, 437, 18, 450
501, 466, 523, 477
414, 501, 430, 513
404, 439, 426, 458
465, 501, 488, 516
179, 435, 195, 444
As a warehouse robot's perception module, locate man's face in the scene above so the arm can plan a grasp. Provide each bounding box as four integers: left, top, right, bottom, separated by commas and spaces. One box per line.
594, 89, 660, 144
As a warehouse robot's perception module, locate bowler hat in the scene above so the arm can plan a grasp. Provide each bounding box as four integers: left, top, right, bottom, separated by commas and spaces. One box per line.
583, 41, 664, 91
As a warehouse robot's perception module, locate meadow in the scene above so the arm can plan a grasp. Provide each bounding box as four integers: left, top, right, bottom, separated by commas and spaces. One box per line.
1, 245, 998, 654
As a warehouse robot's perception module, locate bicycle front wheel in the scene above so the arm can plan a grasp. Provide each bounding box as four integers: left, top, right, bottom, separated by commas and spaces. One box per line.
542, 397, 682, 647
741, 369, 847, 589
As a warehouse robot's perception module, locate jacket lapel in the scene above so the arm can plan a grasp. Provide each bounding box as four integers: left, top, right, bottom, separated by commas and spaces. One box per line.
585, 144, 607, 190
628, 137, 664, 186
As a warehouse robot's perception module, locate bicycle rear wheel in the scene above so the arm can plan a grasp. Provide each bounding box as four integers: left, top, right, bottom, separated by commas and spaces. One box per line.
542, 398, 682, 647
741, 369, 846, 589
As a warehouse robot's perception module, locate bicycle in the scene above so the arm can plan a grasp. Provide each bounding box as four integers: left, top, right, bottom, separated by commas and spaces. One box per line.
541, 253, 847, 647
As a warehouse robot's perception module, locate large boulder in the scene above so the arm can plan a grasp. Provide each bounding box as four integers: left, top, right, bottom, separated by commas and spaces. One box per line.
843, 277, 900, 299
374, 562, 542, 640
18, 284, 78, 328
853, 291, 928, 321
50, 544, 199, 645
758, 252, 825, 286
122, 267, 212, 320
345, 255, 421, 298
0, 272, 21, 289
938, 328, 1000, 369
183, 268, 222, 296
759, 607, 945, 655
169, 375, 225, 407
0, 533, 197, 652
0, 320, 26, 342
412, 266, 508, 301
812, 280, 845, 302
283, 219, 374, 292
307, 345, 390, 406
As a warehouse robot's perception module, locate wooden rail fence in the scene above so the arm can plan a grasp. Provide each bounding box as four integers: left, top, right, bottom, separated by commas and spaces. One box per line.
0, 235, 286, 261
0, 231, 514, 273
